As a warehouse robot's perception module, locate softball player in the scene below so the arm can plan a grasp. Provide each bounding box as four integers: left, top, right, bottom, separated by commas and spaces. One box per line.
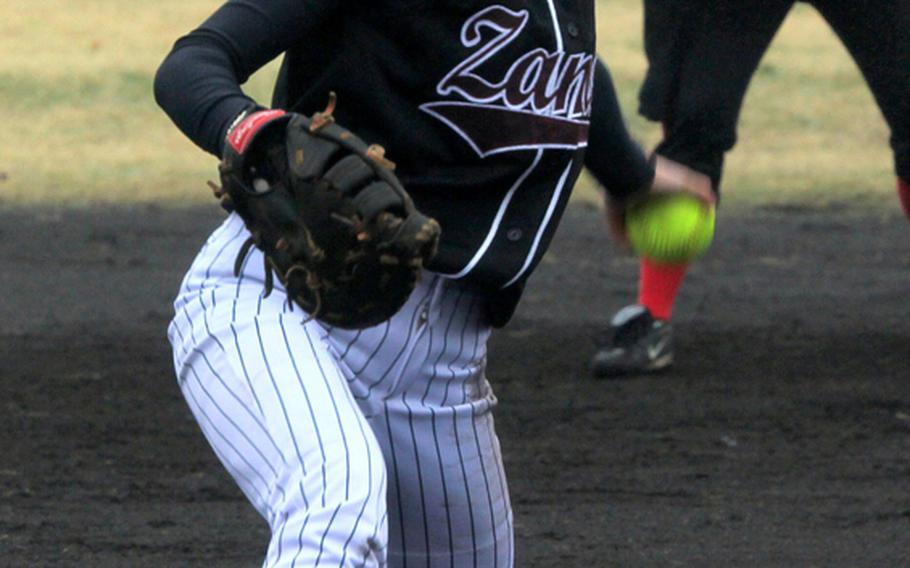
593, 0, 910, 377
155, 0, 709, 565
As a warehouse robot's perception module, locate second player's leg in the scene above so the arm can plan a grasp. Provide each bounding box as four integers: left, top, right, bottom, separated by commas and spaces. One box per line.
650, 0, 793, 188
594, 1, 795, 378
815, 0, 910, 220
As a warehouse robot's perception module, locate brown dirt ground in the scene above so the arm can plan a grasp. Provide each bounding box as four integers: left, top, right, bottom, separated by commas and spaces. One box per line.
1, 200, 908, 567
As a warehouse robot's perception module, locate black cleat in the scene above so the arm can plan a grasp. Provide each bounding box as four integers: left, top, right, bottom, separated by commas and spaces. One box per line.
591, 305, 673, 378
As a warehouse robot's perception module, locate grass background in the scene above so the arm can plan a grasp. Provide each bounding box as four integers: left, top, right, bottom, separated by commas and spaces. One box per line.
0, 0, 896, 210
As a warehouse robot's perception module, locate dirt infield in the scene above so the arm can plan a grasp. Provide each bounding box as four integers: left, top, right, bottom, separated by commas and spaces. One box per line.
1, 201, 908, 567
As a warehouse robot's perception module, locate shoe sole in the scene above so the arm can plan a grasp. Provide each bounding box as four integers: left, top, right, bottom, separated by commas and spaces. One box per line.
590, 353, 674, 379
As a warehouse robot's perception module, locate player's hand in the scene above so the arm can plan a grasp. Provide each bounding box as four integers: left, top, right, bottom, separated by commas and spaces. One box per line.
648, 155, 716, 205
605, 155, 715, 246
605, 201, 629, 245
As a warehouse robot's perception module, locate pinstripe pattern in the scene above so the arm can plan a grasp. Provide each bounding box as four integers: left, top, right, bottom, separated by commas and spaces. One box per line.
168, 213, 512, 567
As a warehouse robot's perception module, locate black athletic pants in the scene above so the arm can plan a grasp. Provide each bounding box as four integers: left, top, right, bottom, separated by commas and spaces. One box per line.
638, 0, 910, 190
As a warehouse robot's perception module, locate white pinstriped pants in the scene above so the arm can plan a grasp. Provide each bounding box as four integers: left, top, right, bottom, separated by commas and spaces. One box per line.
168, 213, 514, 568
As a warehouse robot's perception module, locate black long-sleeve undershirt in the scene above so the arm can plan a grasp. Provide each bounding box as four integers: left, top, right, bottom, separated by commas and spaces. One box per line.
585, 60, 655, 201
154, 0, 330, 156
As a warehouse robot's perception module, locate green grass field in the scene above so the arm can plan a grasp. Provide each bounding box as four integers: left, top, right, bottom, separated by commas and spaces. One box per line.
1, 0, 896, 210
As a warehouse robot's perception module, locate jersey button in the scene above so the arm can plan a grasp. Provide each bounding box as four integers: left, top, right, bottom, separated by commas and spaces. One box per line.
566, 22, 579, 38
506, 228, 523, 242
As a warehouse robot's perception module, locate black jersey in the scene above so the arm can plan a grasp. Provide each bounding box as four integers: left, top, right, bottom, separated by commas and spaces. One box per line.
155, 0, 653, 318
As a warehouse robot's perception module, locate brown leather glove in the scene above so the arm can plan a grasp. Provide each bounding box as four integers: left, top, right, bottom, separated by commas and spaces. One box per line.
212, 94, 441, 329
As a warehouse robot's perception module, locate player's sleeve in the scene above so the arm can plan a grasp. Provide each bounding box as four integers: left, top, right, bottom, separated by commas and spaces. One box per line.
584, 58, 655, 203
153, 0, 336, 157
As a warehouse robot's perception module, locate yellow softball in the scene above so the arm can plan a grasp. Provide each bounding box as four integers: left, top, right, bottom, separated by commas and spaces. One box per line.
625, 193, 716, 263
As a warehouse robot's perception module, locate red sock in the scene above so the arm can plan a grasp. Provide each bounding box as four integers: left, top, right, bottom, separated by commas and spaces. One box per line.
898, 178, 910, 221
637, 257, 688, 321
638, 124, 689, 321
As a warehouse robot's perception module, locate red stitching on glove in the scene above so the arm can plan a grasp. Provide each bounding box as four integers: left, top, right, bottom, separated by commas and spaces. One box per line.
227, 109, 287, 154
